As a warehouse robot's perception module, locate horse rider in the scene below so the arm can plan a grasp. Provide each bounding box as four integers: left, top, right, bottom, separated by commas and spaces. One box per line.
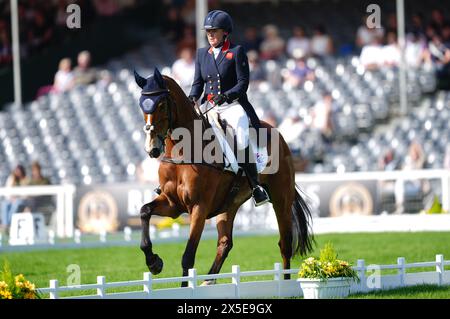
188, 10, 270, 206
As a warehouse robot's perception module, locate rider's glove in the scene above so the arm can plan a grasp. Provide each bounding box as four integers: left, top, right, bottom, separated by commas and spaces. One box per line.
212, 94, 228, 106
188, 96, 197, 106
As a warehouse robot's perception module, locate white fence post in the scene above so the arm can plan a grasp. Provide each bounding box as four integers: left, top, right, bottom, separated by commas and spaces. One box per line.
274, 263, 282, 297
232, 265, 240, 298
124, 227, 132, 242
357, 259, 365, 292
49, 279, 59, 299
74, 229, 81, 244
143, 272, 152, 298
97, 276, 105, 298
188, 268, 197, 298
436, 254, 444, 286
99, 230, 107, 243
0, 233, 2, 247
398, 257, 405, 287
48, 230, 55, 245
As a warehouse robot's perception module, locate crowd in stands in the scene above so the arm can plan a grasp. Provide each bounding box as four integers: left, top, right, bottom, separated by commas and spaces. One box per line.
0, 0, 137, 68
36, 50, 105, 98
0, 161, 51, 230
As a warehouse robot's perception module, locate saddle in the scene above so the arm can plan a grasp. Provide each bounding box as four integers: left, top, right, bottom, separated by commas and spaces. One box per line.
205, 110, 268, 175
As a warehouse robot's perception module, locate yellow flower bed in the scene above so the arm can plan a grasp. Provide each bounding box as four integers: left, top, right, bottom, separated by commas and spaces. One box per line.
0, 262, 40, 299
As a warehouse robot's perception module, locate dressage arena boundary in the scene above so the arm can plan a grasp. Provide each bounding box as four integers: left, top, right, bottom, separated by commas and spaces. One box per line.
37, 254, 450, 299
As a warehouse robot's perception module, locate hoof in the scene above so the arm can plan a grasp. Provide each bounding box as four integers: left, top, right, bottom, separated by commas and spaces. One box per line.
147, 254, 163, 275
200, 279, 216, 286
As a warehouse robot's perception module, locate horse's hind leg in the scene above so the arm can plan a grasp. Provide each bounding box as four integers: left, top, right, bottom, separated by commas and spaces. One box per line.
204, 209, 238, 285
265, 173, 295, 280
140, 194, 180, 275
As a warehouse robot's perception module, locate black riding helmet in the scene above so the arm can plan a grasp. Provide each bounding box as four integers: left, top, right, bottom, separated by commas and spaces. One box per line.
203, 10, 233, 34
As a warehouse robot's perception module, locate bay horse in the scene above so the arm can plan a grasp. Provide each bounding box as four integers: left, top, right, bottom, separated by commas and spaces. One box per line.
134, 68, 313, 286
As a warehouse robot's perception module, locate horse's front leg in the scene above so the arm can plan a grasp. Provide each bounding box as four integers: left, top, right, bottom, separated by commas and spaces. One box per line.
181, 206, 207, 287
140, 194, 180, 275
202, 210, 238, 285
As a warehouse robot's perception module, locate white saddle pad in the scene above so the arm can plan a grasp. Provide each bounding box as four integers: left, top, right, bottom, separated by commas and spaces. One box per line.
208, 111, 268, 174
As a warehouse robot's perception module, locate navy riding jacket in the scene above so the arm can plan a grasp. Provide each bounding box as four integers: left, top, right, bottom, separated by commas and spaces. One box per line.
189, 40, 261, 129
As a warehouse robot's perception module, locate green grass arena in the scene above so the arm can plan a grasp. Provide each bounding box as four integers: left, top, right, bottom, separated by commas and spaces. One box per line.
2, 231, 450, 298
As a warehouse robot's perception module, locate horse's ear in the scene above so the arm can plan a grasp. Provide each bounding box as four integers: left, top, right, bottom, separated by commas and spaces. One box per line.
134, 69, 147, 89
153, 68, 166, 89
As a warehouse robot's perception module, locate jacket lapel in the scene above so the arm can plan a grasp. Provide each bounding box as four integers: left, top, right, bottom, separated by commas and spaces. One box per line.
207, 46, 220, 74
216, 40, 231, 66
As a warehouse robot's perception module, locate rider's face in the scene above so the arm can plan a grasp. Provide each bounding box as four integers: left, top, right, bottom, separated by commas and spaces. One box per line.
206, 29, 226, 47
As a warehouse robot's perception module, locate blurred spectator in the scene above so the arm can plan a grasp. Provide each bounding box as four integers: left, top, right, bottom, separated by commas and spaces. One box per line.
27, 10, 54, 53
382, 31, 400, 67
93, 0, 120, 17
442, 24, 450, 48
28, 161, 51, 186
0, 20, 12, 65
405, 32, 428, 68
171, 46, 195, 93
283, 55, 314, 88
386, 13, 398, 34
242, 27, 262, 53
260, 25, 285, 60
180, 0, 196, 27
311, 92, 334, 142
394, 141, 426, 214
410, 13, 425, 38
278, 110, 307, 144
162, 7, 185, 42
428, 33, 450, 86
36, 57, 74, 98
356, 15, 384, 50
378, 149, 399, 171
286, 26, 310, 59
25, 161, 52, 214
247, 50, 266, 86
310, 25, 333, 58
53, 57, 74, 93
176, 26, 196, 53
0, 165, 29, 229
359, 36, 383, 70
73, 50, 98, 86
430, 9, 445, 34
97, 70, 113, 90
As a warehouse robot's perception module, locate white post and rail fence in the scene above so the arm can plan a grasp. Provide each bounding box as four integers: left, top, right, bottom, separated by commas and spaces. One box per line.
37, 254, 450, 299
0, 169, 449, 242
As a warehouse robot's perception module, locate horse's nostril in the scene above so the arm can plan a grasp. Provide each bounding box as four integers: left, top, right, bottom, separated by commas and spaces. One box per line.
149, 148, 160, 158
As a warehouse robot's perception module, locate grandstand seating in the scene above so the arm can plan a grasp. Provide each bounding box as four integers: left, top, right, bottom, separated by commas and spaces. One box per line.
0, 30, 446, 186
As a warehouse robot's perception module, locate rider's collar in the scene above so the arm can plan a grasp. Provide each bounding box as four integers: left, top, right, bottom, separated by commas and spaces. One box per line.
208, 39, 230, 54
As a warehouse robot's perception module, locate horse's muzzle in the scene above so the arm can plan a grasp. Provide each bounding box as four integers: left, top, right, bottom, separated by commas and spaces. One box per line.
149, 148, 161, 158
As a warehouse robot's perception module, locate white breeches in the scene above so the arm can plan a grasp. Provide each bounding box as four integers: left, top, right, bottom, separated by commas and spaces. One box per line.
201, 101, 249, 150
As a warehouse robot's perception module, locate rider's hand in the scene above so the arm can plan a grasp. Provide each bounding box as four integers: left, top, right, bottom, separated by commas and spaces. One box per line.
212, 94, 228, 106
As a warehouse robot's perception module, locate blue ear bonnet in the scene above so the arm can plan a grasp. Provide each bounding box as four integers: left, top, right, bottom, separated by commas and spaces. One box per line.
139, 88, 168, 114
135, 69, 169, 114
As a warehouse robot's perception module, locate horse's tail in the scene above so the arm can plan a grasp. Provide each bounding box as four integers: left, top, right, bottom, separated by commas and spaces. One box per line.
291, 184, 314, 256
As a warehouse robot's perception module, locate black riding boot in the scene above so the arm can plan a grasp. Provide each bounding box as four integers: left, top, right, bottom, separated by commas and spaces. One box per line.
240, 160, 270, 207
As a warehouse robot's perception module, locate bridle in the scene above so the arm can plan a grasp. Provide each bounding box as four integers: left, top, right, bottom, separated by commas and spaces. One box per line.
141, 88, 174, 152
141, 88, 216, 154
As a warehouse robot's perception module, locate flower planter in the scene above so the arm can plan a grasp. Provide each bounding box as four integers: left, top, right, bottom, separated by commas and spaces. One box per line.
298, 277, 352, 299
